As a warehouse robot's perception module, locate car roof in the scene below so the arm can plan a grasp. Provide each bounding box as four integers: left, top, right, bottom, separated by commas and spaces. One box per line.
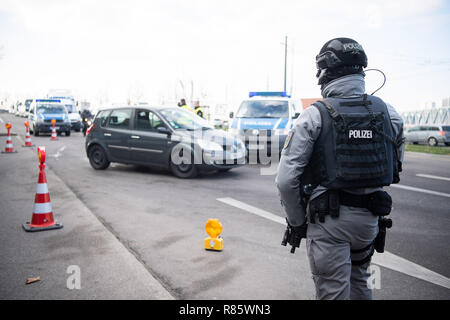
98, 105, 175, 111
95, 105, 178, 116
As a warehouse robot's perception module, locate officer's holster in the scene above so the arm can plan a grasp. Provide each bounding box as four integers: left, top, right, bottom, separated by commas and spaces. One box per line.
308, 190, 392, 223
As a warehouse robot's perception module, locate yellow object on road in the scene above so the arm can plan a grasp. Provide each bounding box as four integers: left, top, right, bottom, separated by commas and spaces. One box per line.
204, 219, 223, 251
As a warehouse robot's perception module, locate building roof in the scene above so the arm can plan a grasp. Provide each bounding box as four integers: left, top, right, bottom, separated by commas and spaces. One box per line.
300, 98, 322, 110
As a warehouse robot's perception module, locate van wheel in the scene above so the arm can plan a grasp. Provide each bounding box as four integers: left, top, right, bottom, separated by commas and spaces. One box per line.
169, 147, 197, 178
428, 137, 438, 146
88, 145, 110, 170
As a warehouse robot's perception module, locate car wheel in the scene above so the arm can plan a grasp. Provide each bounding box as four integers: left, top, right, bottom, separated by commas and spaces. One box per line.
169, 147, 197, 178
428, 137, 438, 146
88, 145, 110, 170
75, 128, 80, 132
445, 142, 450, 146
34, 127, 39, 136
66, 130, 71, 136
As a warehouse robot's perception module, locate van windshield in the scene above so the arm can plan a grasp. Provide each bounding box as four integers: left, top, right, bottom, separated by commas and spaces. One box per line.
65, 104, 76, 113
37, 104, 66, 114
236, 100, 289, 118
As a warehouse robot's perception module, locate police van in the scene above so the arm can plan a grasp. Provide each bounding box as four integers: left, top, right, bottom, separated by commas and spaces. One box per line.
228, 92, 300, 156
28, 99, 71, 136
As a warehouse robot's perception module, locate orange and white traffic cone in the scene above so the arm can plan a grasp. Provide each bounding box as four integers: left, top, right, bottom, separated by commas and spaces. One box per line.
1, 123, 17, 154
23, 146, 63, 232
50, 119, 58, 141
22, 121, 34, 147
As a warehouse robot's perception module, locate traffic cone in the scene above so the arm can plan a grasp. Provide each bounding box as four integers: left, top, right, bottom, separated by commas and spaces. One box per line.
23, 146, 63, 232
22, 121, 34, 147
1, 123, 17, 154
50, 119, 58, 141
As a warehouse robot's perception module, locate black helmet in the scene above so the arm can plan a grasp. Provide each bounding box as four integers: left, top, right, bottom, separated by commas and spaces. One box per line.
316, 37, 367, 86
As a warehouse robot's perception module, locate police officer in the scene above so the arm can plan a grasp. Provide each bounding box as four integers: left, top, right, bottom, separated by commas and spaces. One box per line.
193, 100, 205, 119
276, 38, 405, 300
178, 98, 193, 112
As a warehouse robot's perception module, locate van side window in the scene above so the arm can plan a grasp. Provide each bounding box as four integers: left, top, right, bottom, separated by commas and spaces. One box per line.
135, 110, 165, 132
107, 109, 132, 129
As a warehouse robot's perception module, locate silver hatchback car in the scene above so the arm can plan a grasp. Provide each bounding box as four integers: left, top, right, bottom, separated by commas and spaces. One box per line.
405, 125, 450, 146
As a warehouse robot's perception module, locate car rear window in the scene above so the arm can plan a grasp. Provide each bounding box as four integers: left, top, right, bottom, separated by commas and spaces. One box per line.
107, 109, 131, 129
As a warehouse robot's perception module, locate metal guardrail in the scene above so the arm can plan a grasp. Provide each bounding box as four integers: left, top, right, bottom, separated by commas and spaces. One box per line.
400, 107, 450, 126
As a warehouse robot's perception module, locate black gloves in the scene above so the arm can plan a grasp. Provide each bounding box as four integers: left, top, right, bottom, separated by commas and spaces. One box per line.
281, 219, 308, 254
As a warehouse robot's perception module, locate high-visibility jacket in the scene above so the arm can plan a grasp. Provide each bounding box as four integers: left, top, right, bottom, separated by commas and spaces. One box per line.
195, 106, 205, 118
181, 104, 193, 112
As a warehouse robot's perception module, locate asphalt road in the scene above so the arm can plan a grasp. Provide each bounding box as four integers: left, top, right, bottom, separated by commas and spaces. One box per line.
1, 112, 449, 300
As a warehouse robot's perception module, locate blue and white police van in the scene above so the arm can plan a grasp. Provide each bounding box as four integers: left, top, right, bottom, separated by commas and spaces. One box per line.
28, 99, 71, 136
229, 92, 300, 156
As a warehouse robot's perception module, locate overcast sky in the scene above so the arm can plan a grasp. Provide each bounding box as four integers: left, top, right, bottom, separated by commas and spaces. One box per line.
0, 0, 449, 111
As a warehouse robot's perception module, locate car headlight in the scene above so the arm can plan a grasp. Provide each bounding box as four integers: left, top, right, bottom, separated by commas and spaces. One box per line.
197, 139, 223, 152
273, 128, 290, 136
236, 139, 245, 150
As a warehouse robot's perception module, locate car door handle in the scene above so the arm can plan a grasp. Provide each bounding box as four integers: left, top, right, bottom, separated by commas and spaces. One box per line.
131, 135, 140, 139
104, 133, 111, 136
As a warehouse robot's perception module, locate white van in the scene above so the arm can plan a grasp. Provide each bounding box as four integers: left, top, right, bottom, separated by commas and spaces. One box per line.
48, 94, 82, 131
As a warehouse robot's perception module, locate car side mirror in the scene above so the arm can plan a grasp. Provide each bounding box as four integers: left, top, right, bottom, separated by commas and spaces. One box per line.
157, 126, 171, 135
229, 112, 234, 118
293, 112, 300, 119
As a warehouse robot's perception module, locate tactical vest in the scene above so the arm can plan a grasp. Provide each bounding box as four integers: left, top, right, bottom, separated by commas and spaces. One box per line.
304, 94, 399, 189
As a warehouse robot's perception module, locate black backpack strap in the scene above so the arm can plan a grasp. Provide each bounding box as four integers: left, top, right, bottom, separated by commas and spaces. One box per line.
314, 100, 347, 131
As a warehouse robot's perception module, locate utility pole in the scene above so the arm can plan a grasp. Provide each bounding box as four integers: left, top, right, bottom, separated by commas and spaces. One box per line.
284, 35, 287, 92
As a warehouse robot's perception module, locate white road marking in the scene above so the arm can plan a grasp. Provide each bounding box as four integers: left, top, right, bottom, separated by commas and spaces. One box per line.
390, 184, 450, 198
217, 197, 286, 225
0, 117, 4, 123
50, 145, 66, 160
372, 251, 450, 289
217, 196, 450, 290
416, 174, 450, 182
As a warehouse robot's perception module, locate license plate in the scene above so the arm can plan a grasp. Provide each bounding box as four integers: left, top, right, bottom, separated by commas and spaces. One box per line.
50, 126, 59, 130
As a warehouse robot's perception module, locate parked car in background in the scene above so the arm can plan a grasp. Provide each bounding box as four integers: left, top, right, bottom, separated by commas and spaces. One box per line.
405, 125, 450, 146
14, 101, 22, 116
17, 99, 32, 117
